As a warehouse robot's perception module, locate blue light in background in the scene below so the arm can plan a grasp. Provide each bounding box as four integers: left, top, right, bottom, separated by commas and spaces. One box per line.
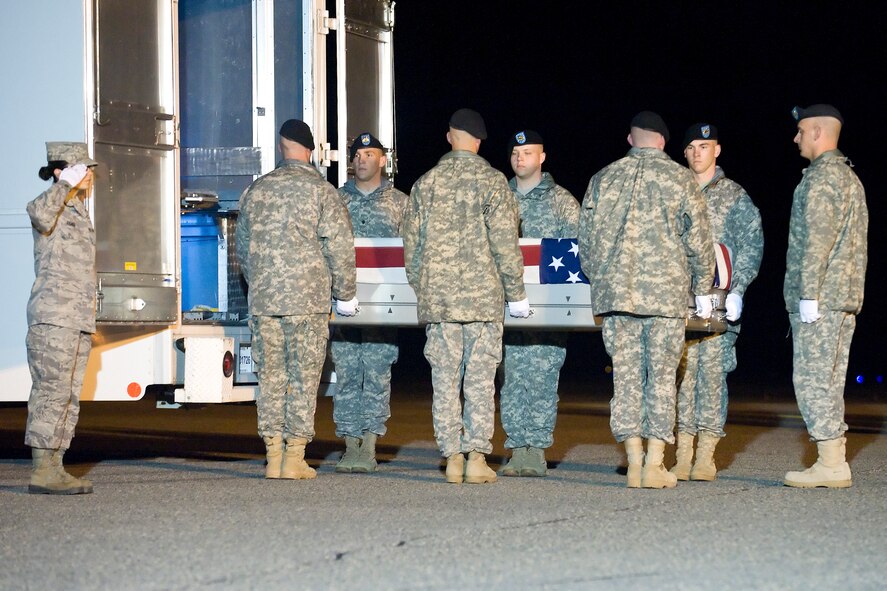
856, 375, 864, 384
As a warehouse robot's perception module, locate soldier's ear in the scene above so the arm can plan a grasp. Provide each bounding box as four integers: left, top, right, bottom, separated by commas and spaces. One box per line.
715, 144, 722, 159
539, 152, 547, 166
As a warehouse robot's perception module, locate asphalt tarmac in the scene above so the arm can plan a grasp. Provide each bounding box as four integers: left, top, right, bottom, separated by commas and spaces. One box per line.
1, 374, 885, 590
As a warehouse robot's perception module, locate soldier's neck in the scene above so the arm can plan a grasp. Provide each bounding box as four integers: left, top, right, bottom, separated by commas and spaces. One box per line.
355, 178, 382, 194
693, 166, 716, 188
515, 172, 542, 194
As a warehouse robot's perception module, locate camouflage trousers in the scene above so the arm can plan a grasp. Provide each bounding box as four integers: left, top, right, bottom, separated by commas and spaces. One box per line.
249, 314, 329, 441
424, 321, 503, 458
330, 326, 398, 438
25, 324, 92, 450
500, 331, 568, 449
790, 311, 855, 441
676, 330, 738, 437
602, 314, 684, 444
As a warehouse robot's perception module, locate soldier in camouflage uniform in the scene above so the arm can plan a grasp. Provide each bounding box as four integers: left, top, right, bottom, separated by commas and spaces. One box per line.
331, 132, 408, 473
402, 108, 529, 484
578, 112, 715, 489
236, 119, 357, 480
25, 142, 98, 495
672, 123, 764, 482
783, 105, 867, 489
499, 129, 579, 478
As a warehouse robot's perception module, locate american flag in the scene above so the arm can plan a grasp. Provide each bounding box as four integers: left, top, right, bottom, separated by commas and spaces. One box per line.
520, 238, 589, 284
353, 237, 730, 289
353, 237, 589, 285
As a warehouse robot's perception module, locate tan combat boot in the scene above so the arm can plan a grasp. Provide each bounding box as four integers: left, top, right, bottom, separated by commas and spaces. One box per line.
445, 453, 465, 484
521, 447, 548, 477
669, 432, 695, 481
624, 437, 644, 488
263, 435, 283, 479
642, 439, 677, 489
690, 431, 720, 481
352, 431, 378, 473
784, 437, 852, 488
465, 451, 497, 484
335, 435, 361, 473
499, 446, 526, 477
29, 448, 93, 495
51, 449, 94, 492
281, 437, 317, 480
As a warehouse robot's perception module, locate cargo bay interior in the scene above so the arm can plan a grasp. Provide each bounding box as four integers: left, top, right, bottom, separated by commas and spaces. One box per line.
178, 0, 306, 320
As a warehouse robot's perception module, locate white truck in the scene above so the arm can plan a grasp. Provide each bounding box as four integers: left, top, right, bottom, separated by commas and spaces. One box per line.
2, 0, 396, 404
2, 1, 727, 406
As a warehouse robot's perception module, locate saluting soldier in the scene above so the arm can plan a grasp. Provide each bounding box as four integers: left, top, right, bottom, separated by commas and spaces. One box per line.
25, 142, 98, 495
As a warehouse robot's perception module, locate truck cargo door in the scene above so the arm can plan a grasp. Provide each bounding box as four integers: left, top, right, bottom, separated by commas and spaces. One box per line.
338, 0, 396, 185
92, 0, 179, 324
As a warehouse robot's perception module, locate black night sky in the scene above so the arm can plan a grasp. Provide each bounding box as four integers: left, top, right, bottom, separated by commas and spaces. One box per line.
388, 2, 885, 390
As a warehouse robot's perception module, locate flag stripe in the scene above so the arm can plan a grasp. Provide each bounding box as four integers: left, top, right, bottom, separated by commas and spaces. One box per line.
520, 241, 542, 266
713, 243, 732, 290
355, 246, 404, 268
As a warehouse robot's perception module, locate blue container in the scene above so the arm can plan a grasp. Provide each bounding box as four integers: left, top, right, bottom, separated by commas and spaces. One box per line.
181, 213, 220, 311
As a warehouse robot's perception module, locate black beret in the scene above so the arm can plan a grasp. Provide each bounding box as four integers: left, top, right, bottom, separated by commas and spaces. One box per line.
449, 108, 487, 140
682, 123, 719, 149
349, 132, 385, 160
279, 119, 315, 149
791, 104, 844, 125
507, 129, 545, 153
630, 110, 670, 143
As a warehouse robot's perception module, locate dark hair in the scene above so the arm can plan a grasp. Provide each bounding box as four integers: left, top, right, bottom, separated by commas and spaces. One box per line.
38, 160, 68, 182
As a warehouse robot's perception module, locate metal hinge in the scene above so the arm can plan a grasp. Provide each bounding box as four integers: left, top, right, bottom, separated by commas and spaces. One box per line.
318, 9, 338, 35
385, 148, 397, 176
318, 143, 339, 168
384, 1, 395, 29
96, 278, 104, 315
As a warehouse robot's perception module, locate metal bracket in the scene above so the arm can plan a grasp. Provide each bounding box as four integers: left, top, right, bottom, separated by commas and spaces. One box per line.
318, 143, 339, 167
154, 114, 176, 147
384, 1, 395, 28
318, 10, 338, 34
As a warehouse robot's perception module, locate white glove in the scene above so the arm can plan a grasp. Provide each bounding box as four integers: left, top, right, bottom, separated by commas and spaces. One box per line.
335, 297, 359, 317
694, 295, 713, 320
799, 299, 821, 323
58, 164, 88, 187
507, 298, 531, 318
725, 293, 743, 322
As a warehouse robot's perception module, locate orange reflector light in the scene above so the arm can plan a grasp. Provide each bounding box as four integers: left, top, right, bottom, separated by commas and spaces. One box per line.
222, 350, 235, 378
127, 382, 142, 398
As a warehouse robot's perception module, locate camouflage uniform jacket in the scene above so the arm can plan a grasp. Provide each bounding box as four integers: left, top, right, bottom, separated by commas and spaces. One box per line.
236, 159, 356, 316
784, 149, 868, 313
26, 181, 96, 333
402, 150, 526, 323
579, 147, 715, 318
338, 178, 408, 237
508, 172, 579, 237
701, 166, 763, 298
